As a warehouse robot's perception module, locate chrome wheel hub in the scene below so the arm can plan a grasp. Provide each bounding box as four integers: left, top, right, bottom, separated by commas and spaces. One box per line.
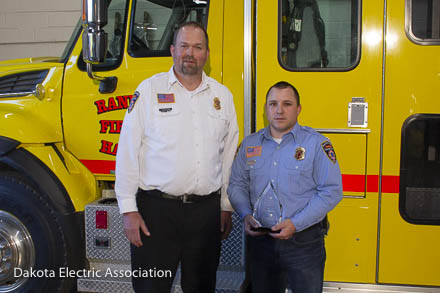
0, 210, 35, 292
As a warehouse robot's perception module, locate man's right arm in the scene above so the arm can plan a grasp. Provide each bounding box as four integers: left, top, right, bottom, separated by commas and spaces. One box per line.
115, 84, 150, 246
227, 141, 265, 236
115, 86, 146, 214
227, 142, 252, 217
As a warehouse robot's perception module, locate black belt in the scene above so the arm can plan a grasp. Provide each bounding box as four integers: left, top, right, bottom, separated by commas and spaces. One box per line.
299, 215, 329, 235
139, 188, 220, 203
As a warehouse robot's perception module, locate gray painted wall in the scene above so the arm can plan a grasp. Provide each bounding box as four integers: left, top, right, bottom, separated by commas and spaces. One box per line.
0, 0, 80, 61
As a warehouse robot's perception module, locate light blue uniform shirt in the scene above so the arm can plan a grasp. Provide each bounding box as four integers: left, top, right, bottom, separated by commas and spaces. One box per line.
228, 123, 343, 232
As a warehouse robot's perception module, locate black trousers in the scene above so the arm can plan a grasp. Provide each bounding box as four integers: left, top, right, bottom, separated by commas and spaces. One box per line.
131, 190, 221, 293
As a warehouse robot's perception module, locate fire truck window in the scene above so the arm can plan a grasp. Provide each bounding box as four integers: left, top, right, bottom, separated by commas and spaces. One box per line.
60, 18, 82, 63
407, 0, 440, 43
96, 0, 128, 66
400, 115, 440, 225
78, 0, 129, 71
279, 0, 360, 70
128, 0, 208, 58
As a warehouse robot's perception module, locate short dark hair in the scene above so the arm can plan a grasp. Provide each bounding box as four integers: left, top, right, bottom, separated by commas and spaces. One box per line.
172, 21, 209, 50
266, 81, 300, 106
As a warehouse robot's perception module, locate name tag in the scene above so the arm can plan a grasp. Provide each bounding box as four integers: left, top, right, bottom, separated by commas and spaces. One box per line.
159, 107, 172, 113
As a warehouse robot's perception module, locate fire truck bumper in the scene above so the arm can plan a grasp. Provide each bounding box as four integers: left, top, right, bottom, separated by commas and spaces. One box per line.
77, 198, 245, 293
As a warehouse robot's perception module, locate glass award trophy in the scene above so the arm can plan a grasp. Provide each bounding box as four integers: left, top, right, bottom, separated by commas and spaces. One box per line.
251, 181, 283, 233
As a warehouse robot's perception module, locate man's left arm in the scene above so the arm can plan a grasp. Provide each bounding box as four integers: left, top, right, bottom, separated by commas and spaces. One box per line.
272, 139, 342, 239
220, 91, 239, 239
291, 139, 343, 232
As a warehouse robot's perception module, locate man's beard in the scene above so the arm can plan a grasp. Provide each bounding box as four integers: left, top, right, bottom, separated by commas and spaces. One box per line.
181, 57, 199, 75
181, 65, 198, 75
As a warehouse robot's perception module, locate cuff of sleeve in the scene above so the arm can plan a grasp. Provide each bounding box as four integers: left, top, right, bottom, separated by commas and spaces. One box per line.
117, 198, 138, 214
221, 193, 234, 212
237, 208, 253, 221
290, 217, 309, 233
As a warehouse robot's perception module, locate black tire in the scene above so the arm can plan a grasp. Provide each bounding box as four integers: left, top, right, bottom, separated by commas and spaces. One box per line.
0, 172, 74, 293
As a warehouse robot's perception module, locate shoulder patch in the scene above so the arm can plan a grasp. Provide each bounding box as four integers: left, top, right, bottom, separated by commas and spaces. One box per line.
321, 141, 337, 164
128, 91, 139, 113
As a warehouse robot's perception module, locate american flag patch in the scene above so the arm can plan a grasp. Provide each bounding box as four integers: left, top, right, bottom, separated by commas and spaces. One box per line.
157, 93, 175, 103
246, 146, 262, 158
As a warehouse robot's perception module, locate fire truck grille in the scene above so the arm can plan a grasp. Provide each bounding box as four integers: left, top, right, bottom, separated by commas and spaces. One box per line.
0, 70, 48, 96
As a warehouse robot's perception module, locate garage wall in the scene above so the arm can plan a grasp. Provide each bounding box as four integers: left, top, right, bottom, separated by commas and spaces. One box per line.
0, 0, 80, 61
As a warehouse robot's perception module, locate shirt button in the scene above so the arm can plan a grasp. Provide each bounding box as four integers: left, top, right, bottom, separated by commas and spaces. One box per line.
271, 179, 275, 183
273, 162, 277, 166
276, 146, 280, 150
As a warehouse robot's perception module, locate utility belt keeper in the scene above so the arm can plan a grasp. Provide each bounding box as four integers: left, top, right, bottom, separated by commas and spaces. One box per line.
137, 188, 221, 204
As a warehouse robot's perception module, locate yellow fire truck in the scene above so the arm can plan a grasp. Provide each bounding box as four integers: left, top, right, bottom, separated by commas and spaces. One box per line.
0, 0, 439, 292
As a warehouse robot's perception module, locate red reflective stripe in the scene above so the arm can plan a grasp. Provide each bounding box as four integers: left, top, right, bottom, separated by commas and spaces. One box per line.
381, 175, 400, 193
81, 159, 115, 174
342, 174, 399, 193
341, 174, 365, 192
79, 160, 401, 193
367, 175, 379, 193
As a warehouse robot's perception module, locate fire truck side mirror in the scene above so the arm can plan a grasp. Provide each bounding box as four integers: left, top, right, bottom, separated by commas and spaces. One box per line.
82, 0, 108, 64
81, 0, 117, 94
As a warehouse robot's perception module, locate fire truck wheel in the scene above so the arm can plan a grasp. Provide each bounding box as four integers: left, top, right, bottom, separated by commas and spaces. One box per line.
0, 172, 73, 293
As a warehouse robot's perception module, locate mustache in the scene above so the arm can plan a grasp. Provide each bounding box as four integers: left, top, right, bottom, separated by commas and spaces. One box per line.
183, 56, 196, 62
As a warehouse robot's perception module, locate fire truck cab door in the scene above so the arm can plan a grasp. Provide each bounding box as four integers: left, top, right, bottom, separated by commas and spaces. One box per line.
255, 0, 383, 284
255, 0, 440, 287
378, 0, 440, 286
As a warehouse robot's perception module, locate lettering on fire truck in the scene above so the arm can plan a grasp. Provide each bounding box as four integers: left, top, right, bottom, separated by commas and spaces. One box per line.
94, 95, 133, 114
99, 120, 123, 134
95, 95, 132, 156
100, 140, 118, 156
